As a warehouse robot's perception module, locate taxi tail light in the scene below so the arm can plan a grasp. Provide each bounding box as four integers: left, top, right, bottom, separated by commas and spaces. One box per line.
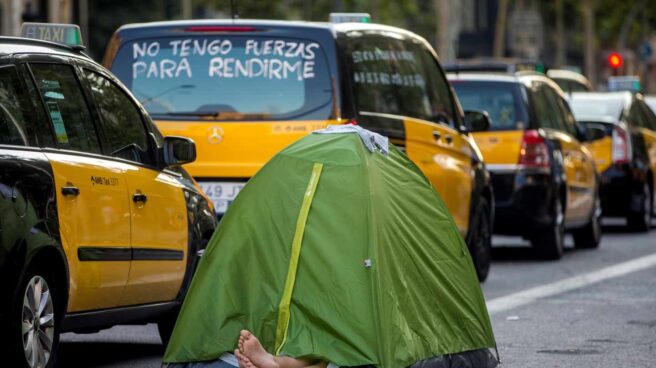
611, 125, 630, 165
518, 129, 550, 168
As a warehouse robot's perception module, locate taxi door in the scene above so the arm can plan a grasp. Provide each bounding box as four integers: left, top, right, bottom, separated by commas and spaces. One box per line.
637, 101, 656, 187
27, 61, 131, 312
544, 84, 596, 222
404, 118, 473, 234
81, 67, 188, 306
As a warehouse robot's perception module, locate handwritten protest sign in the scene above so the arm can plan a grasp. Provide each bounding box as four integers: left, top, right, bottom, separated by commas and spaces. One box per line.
131, 38, 320, 82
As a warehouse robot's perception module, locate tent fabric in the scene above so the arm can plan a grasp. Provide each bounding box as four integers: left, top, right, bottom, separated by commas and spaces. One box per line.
163, 131, 496, 368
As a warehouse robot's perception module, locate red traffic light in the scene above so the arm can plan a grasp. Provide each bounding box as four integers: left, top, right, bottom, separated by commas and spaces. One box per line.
608, 52, 623, 69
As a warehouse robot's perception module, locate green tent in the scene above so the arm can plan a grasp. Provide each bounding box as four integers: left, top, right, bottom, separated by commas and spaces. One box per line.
163, 126, 496, 368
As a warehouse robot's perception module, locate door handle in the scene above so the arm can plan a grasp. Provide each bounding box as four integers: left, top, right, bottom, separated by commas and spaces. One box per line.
432, 131, 441, 141
61, 186, 80, 197
444, 134, 453, 144
132, 193, 148, 203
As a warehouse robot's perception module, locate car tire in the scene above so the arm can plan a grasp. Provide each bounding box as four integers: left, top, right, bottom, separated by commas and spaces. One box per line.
573, 192, 602, 249
467, 198, 492, 282
532, 197, 565, 260
157, 310, 178, 347
4, 264, 61, 368
627, 182, 651, 232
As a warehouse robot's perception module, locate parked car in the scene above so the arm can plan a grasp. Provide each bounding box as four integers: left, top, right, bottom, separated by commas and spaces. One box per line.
103, 17, 495, 281
448, 71, 602, 259
0, 24, 217, 368
569, 92, 656, 231
547, 69, 593, 93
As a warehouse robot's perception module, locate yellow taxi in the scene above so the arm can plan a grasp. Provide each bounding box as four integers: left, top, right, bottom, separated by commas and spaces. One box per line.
103, 15, 496, 281
448, 71, 602, 259
0, 24, 216, 368
569, 92, 656, 231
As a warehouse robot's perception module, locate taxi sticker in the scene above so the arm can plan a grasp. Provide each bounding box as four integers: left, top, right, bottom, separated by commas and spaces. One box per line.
46, 101, 69, 143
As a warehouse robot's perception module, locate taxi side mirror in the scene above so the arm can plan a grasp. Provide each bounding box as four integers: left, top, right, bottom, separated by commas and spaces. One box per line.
464, 110, 491, 132
162, 136, 196, 167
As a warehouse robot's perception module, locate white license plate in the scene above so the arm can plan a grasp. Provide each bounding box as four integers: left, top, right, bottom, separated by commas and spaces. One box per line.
198, 181, 245, 215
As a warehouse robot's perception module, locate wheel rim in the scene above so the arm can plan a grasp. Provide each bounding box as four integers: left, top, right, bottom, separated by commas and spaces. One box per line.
22, 276, 54, 368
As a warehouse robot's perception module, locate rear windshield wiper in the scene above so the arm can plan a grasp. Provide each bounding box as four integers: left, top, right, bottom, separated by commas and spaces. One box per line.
158, 111, 222, 118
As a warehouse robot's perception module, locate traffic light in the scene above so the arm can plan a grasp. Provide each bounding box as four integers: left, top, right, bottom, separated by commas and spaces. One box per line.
608, 52, 623, 69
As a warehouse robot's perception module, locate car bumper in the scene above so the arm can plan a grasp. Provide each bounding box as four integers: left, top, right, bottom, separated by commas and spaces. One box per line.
489, 168, 556, 236
599, 163, 643, 217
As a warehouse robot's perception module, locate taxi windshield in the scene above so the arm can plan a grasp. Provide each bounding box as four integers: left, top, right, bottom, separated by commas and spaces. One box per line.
110, 35, 333, 121
451, 80, 529, 131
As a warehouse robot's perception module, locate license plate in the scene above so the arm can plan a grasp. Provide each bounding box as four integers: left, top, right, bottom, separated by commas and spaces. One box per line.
198, 181, 245, 215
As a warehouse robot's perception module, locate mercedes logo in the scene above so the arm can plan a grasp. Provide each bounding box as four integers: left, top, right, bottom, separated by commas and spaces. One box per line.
207, 126, 224, 144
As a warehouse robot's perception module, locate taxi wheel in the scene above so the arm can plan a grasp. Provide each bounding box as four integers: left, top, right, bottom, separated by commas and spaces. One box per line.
532, 198, 564, 260
573, 193, 602, 249
467, 198, 492, 282
627, 183, 651, 232
5, 265, 61, 368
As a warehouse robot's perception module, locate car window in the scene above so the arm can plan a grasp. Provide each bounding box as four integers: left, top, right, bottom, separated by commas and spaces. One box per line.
0, 66, 31, 146
111, 35, 333, 122
416, 44, 457, 126
541, 84, 571, 134
30, 63, 101, 154
549, 88, 577, 136
629, 102, 650, 129
85, 69, 151, 164
19, 64, 56, 147
637, 101, 656, 130
530, 82, 558, 130
451, 80, 529, 131
346, 34, 455, 125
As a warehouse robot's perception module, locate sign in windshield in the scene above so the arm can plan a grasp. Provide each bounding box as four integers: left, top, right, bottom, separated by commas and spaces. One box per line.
111, 36, 333, 121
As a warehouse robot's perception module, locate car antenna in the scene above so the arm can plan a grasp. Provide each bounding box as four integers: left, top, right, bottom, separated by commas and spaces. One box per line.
231, 0, 239, 20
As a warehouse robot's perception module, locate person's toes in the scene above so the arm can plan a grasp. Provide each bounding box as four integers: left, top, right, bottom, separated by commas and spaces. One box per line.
235, 349, 246, 368
240, 329, 253, 342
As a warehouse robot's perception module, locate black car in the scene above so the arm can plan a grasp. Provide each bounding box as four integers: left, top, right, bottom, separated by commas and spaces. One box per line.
0, 25, 216, 368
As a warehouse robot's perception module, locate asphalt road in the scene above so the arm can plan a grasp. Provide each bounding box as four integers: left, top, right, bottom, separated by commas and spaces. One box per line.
56, 219, 656, 368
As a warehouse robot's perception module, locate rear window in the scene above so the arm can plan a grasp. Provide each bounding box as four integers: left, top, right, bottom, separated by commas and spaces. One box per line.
110, 35, 333, 121
569, 98, 624, 121
552, 78, 590, 93
451, 80, 529, 131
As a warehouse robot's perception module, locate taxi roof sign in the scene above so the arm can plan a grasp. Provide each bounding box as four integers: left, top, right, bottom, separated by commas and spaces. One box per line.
329, 13, 371, 23
20, 23, 84, 48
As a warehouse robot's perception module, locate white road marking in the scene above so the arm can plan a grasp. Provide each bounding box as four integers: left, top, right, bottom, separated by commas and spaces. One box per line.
486, 252, 656, 314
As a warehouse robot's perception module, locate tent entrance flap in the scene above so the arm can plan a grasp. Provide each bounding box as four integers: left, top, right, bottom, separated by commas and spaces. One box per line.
274, 162, 324, 354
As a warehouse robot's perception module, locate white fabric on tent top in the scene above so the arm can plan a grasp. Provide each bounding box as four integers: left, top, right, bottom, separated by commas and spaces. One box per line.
313, 124, 389, 155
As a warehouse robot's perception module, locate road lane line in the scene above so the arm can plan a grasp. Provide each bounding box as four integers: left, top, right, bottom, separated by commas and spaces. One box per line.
486, 252, 656, 314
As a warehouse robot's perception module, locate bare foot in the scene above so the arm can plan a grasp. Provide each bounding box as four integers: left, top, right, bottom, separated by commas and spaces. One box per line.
240, 330, 279, 368
235, 349, 256, 368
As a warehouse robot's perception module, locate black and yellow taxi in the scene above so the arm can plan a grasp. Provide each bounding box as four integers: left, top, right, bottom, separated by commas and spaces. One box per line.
447, 71, 602, 259
569, 91, 656, 231
0, 24, 216, 368
103, 15, 495, 281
